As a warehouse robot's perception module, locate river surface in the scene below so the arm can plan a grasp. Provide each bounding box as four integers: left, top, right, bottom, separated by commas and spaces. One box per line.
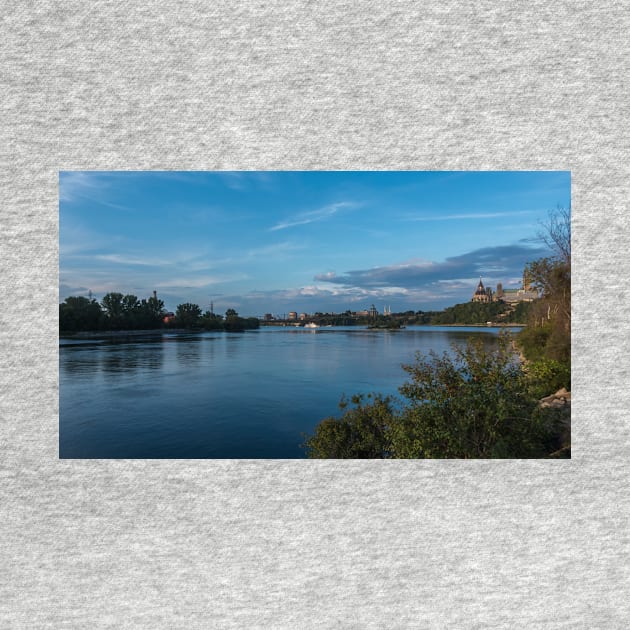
59, 325, 521, 459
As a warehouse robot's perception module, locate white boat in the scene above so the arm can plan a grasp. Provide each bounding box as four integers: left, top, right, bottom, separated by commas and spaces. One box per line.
304, 322, 319, 328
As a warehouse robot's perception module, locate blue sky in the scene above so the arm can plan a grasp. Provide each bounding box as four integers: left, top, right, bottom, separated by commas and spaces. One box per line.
59, 171, 570, 315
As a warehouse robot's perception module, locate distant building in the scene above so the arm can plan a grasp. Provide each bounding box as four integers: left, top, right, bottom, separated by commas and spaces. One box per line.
472, 277, 538, 304
500, 288, 539, 303
287, 311, 298, 321
472, 279, 491, 303
299, 313, 307, 321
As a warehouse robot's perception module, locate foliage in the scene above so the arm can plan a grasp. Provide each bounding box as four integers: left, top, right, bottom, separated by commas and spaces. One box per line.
523, 357, 571, 399
59, 296, 103, 332
60, 293, 259, 333
392, 335, 555, 458
101, 292, 124, 323
223, 309, 260, 332
200, 311, 225, 330
427, 300, 530, 325
518, 207, 571, 364
175, 302, 202, 328
99, 292, 165, 330
302, 394, 395, 458
303, 334, 560, 459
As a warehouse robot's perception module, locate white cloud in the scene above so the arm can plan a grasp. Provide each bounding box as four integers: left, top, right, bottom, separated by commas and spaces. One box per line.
154, 273, 248, 289
270, 201, 359, 231
92, 254, 166, 267
59, 172, 110, 203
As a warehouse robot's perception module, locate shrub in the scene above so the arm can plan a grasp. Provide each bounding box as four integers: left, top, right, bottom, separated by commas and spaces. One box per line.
524, 357, 571, 399
303, 334, 560, 459
302, 394, 394, 458
391, 334, 553, 458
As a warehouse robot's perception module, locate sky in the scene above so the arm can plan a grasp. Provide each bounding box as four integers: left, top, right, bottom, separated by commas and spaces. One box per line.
59, 171, 570, 316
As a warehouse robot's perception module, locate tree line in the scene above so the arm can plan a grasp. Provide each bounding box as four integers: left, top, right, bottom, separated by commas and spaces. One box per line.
302, 207, 571, 459
59, 292, 259, 333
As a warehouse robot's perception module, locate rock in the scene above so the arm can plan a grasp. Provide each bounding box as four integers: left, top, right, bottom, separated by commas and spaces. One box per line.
539, 389, 571, 408
538, 389, 571, 456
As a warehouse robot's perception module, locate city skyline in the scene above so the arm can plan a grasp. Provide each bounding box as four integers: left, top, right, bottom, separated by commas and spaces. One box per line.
59, 171, 570, 315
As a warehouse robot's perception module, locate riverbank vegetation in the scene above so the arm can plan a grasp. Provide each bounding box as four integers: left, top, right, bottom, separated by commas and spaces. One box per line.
302, 334, 566, 458
59, 293, 258, 333
303, 208, 571, 459
260, 301, 530, 328
517, 207, 571, 395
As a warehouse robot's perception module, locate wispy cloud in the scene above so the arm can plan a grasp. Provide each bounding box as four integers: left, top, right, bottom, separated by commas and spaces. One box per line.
155, 274, 248, 289
59, 172, 136, 212
270, 201, 359, 231
59, 172, 110, 203
92, 254, 166, 267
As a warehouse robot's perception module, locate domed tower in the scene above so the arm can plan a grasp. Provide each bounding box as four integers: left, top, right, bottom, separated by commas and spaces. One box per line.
472, 278, 490, 303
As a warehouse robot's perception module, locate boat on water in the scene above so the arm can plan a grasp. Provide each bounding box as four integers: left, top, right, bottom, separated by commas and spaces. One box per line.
304, 322, 320, 328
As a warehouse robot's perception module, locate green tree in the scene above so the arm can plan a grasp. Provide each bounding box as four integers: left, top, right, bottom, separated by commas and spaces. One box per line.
121, 294, 139, 312
59, 296, 103, 332
119, 294, 140, 329
101, 292, 124, 328
146, 294, 164, 319
133, 296, 164, 329
200, 310, 224, 330
175, 303, 202, 328
519, 207, 571, 364
224, 308, 244, 331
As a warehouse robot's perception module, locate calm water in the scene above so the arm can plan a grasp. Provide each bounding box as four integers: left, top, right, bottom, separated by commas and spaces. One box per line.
59, 326, 520, 458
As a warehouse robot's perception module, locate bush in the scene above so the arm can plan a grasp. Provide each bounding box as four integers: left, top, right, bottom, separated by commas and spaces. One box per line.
517, 324, 552, 361
391, 334, 554, 458
524, 357, 571, 399
302, 394, 394, 458
303, 334, 560, 459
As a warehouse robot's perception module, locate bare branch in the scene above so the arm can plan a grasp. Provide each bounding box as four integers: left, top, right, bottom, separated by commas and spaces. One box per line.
538, 206, 571, 264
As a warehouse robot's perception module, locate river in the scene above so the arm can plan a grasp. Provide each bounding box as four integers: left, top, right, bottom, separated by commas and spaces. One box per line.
59, 325, 521, 458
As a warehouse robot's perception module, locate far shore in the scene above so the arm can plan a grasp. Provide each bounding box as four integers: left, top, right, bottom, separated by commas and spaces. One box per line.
60, 322, 526, 340
60, 329, 189, 339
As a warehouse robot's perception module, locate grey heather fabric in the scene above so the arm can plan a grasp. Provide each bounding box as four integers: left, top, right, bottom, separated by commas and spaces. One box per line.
1, 2, 628, 628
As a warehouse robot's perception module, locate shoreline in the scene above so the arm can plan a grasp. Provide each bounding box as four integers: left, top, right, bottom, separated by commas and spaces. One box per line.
60, 329, 189, 339
61, 322, 527, 339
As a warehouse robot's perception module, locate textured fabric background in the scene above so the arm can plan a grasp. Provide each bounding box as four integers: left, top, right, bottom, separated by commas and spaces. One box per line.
1, 2, 628, 628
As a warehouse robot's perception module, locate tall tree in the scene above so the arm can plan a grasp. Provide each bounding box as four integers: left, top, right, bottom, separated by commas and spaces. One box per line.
101, 292, 125, 329
59, 296, 103, 332
175, 303, 202, 328
101, 292, 124, 319
519, 207, 571, 363
538, 206, 571, 266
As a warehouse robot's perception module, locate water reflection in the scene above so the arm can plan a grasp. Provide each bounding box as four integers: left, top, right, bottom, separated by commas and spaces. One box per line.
172, 335, 203, 367
59, 347, 102, 376
99, 342, 162, 374
60, 326, 516, 458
